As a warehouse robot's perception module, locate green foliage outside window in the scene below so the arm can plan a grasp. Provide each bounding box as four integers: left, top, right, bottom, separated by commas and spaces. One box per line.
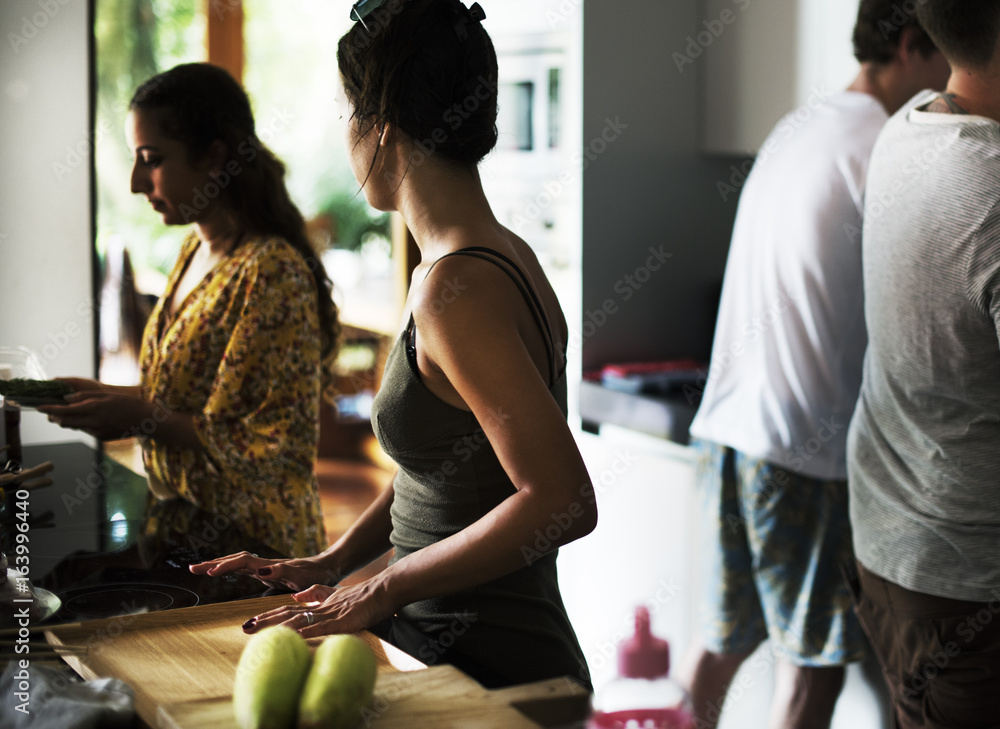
95, 0, 389, 289
94, 0, 205, 290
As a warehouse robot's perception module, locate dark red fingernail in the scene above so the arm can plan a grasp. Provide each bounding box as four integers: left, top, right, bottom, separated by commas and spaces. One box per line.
242, 618, 256, 631
257, 567, 272, 576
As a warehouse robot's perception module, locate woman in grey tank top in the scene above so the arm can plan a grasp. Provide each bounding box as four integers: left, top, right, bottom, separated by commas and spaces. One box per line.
193, 0, 598, 690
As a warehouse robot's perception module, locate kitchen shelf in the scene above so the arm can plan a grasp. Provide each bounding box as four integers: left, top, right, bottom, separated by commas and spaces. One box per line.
578, 380, 700, 445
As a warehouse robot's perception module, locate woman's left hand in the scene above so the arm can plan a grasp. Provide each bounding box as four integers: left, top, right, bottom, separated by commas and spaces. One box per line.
39, 391, 153, 441
243, 578, 396, 638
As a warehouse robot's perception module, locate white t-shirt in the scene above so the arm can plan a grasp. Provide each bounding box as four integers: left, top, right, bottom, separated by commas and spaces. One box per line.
689, 91, 888, 480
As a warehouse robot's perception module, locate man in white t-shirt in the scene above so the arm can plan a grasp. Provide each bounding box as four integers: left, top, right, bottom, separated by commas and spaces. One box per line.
681, 2, 950, 727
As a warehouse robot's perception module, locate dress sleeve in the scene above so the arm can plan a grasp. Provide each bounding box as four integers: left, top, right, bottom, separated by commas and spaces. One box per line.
191, 243, 322, 490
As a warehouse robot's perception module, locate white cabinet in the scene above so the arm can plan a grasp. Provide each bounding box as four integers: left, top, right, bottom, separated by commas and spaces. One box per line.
559, 426, 701, 691
700, 0, 861, 155
559, 424, 890, 727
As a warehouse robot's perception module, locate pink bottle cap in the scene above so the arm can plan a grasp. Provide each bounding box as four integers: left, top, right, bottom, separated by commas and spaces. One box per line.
619, 606, 670, 679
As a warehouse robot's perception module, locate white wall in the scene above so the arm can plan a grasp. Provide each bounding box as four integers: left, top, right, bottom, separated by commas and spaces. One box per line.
580, 0, 747, 372
0, 0, 95, 445
703, 0, 862, 155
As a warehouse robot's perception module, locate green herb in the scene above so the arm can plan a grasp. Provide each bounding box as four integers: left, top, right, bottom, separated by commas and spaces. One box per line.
0, 378, 73, 401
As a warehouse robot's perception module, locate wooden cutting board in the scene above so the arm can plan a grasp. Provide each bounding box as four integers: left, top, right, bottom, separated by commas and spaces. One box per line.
44, 595, 590, 729
157, 666, 590, 729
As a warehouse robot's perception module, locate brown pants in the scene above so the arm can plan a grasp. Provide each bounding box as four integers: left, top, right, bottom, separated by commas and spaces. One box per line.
846, 561, 1000, 728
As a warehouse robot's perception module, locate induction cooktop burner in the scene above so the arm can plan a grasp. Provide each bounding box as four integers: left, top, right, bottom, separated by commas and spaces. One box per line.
58, 582, 201, 620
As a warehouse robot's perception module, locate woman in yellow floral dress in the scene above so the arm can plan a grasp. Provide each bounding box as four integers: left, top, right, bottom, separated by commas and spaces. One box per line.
41, 63, 339, 557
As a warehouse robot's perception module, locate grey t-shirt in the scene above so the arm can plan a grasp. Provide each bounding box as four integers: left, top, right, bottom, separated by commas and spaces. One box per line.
848, 90, 1000, 602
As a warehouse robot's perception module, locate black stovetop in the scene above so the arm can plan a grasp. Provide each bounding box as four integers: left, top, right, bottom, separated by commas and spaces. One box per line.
1, 442, 288, 625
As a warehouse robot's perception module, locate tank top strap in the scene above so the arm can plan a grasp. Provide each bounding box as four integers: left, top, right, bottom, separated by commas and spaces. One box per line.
406, 246, 560, 385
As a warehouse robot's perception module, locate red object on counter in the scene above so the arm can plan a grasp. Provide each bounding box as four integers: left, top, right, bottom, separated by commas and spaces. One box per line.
589, 708, 694, 729
598, 360, 706, 397
600, 359, 703, 378
619, 605, 670, 679
586, 607, 694, 729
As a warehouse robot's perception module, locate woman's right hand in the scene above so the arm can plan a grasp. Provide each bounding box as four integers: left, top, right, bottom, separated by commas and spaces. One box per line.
189, 551, 341, 592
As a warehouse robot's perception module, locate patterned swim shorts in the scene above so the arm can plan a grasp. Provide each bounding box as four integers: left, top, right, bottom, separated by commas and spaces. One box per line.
692, 440, 868, 666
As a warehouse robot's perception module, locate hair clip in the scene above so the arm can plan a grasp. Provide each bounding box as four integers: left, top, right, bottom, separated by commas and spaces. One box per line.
351, 0, 484, 36
454, 2, 486, 41
350, 0, 391, 31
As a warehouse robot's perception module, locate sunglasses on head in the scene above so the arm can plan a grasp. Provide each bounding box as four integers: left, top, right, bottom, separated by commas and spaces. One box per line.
350, 0, 485, 34
349, 0, 389, 29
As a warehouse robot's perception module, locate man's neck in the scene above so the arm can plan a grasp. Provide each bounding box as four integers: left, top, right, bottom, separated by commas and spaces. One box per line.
847, 64, 915, 115
943, 66, 1000, 122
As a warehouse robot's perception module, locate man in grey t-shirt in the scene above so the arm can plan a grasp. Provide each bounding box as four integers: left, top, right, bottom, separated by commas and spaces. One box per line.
848, 2, 1000, 725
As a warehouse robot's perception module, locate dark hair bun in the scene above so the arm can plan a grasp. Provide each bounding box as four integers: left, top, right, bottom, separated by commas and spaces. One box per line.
338, 0, 499, 166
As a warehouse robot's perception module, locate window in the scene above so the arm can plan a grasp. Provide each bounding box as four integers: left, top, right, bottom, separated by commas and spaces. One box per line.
498, 81, 535, 151
93, 1, 582, 388
94, 0, 205, 384
242, 0, 393, 335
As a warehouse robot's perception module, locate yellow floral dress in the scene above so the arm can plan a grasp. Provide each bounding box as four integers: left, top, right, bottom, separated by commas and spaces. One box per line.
139, 233, 327, 557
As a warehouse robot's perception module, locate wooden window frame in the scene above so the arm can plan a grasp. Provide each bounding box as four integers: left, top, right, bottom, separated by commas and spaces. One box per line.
205, 0, 414, 316
205, 0, 244, 82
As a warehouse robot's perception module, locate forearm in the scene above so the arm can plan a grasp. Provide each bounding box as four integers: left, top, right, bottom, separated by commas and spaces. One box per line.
147, 407, 204, 451
108, 384, 142, 397
377, 484, 595, 608
318, 480, 396, 578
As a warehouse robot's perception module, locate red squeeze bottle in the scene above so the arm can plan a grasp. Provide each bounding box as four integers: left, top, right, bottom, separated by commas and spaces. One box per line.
587, 606, 694, 729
